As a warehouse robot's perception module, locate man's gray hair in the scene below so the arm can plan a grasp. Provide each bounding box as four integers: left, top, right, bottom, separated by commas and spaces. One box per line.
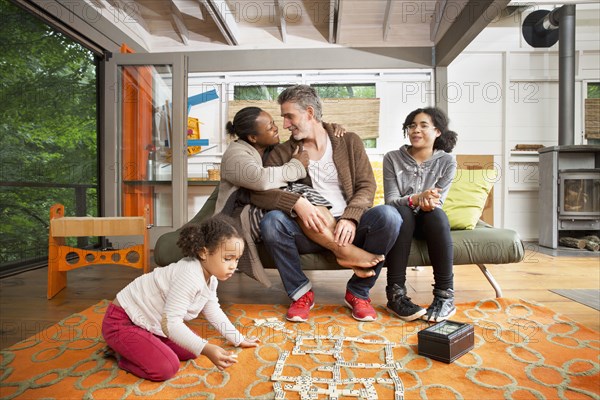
277, 84, 323, 122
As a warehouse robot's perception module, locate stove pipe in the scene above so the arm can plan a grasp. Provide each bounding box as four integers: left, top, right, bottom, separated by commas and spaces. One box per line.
558, 5, 576, 146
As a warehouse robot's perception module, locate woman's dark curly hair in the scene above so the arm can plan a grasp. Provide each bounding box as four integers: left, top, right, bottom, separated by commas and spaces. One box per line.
402, 107, 458, 153
176, 214, 242, 259
225, 106, 262, 144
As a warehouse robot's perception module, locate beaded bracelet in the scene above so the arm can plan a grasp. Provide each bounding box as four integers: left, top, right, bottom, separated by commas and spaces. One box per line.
408, 195, 416, 209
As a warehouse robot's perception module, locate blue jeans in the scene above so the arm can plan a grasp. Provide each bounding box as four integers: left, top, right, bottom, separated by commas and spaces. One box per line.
260, 205, 401, 300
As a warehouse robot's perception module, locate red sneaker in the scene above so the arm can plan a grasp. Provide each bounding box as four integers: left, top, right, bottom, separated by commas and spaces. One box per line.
344, 291, 377, 321
286, 290, 315, 322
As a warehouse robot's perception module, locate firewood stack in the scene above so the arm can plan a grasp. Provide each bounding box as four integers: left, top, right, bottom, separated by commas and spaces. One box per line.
559, 235, 600, 252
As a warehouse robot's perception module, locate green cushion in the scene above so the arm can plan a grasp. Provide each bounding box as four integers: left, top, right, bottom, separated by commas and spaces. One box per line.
155, 178, 524, 270
256, 221, 524, 269
444, 169, 498, 230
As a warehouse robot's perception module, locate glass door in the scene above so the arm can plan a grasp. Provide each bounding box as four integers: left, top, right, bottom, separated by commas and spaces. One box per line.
104, 53, 187, 246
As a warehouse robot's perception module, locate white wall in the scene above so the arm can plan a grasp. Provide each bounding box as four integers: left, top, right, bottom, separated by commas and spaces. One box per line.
446, 4, 600, 240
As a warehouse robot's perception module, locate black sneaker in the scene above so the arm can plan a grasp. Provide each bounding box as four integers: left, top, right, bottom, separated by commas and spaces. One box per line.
386, 283, 426, 321
422, 288, 456, 322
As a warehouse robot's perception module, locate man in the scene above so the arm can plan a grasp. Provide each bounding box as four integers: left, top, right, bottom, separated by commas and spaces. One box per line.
251, 85, 402, 322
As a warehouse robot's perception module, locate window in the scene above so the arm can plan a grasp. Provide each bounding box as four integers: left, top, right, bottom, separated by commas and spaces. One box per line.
234, 85, 287, 100
313, 84, 377, 148
585, 82, 600, 144
232, 83, 378, 148
188, 70, 432, 157
0, 0, 98, 276
312, 84, 376, 99
588, 82, 600, 98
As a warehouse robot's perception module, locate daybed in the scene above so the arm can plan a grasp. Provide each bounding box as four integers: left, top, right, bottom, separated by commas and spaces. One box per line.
154, 186, 525, 298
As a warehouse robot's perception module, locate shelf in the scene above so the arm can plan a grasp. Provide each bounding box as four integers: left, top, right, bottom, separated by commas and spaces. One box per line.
123, 180, 171, 185
191, 144, 218, 154
508, 185, 539, 192
509, 151, 539, 163
124, 180, 219, 186
510, 150, 540, 155
187, 179, 220, 186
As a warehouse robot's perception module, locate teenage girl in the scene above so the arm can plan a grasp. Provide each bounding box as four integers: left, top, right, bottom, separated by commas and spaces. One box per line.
383, 107, 458, 323
102, 214, 259, 381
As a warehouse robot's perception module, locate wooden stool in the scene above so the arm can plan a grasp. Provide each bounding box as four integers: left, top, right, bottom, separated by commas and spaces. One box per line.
47, 203, 150, 299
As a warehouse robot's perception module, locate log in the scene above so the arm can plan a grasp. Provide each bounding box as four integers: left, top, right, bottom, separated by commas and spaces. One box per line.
581, 235, 600, 244
585, 240, 600, 252
559, 237, 586, 249
514, 144, 544, 151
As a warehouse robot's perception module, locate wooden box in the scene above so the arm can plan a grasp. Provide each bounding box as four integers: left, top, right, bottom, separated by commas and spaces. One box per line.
417, 320, 474, 363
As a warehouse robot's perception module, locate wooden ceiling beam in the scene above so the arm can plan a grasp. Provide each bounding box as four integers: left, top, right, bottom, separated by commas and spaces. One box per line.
430, 0, 448, 42
104, 0, 152, 50
435, 0, 511, 66
106, 0, 149, 32
330, 0, 340, 43
274, 0, 287, 43
200, 0, 240, 46
170, 1, 190, 45
382, 0, 395, 42
176, 0, 204, 20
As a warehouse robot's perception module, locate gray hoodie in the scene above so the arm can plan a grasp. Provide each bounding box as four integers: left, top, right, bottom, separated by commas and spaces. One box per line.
383, 145, 456, 210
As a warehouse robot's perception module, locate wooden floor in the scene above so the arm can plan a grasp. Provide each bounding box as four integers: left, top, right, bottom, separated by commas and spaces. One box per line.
1, 248, 598, 349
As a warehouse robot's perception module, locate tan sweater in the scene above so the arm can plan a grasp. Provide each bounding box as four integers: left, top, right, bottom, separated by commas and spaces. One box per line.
251, 125, 376, 224
213, 139, 307, 287
215, 139, 306, 214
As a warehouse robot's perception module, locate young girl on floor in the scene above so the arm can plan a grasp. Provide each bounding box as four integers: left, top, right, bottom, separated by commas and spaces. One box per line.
102, 214, 259, 381
383, 107, 458, 323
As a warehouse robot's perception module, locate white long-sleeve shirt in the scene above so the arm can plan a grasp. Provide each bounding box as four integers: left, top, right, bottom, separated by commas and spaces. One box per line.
116, 257, 244, 356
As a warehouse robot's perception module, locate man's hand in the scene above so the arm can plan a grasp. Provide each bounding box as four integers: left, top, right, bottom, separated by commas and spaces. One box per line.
294, 197, 328, 233
201, 343, 238, 371
334, 218, 357, 246
291, 143, 309, 168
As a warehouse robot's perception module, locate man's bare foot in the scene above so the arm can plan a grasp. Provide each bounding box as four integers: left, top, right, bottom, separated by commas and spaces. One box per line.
336, 246, 385, 269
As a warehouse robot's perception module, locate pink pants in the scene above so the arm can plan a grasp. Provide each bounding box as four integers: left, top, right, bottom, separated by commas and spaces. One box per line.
102, 303, 196, 381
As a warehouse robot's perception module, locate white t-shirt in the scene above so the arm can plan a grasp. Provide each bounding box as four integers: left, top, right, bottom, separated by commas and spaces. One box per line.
308, 136, 347, 217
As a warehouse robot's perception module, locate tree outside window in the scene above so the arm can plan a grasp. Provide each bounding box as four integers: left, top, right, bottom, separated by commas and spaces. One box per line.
0, 0, 98, 273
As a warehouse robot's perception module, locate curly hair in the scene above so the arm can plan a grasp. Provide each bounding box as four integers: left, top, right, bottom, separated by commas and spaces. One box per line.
402, 107, 458, 153
277, 84, 323, 122
176, 214, 242, 259
225, 106, 262, 143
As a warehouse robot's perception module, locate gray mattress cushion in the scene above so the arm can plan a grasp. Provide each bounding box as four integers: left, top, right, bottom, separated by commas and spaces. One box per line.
255, 220, 524, 270
154, 186, 525, 269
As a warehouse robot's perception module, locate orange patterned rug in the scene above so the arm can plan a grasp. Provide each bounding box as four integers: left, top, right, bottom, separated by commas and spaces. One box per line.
1, 299, 599, 399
